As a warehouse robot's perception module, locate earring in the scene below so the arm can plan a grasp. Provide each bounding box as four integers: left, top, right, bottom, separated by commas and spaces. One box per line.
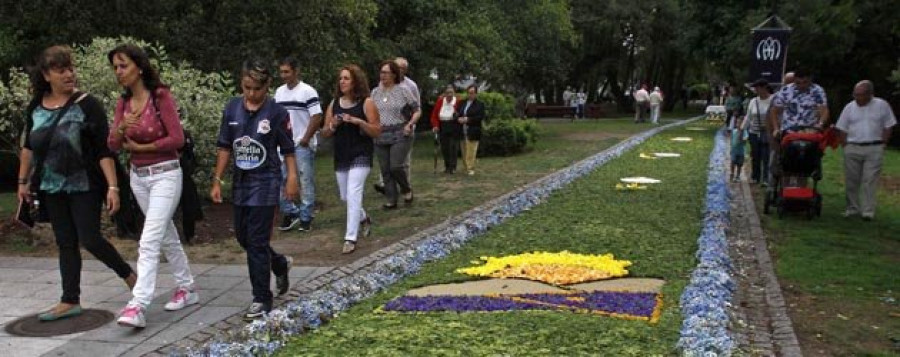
139, 70, 143, 75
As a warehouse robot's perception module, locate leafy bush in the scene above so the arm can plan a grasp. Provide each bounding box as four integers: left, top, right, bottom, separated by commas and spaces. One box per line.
688, 83, 711, 99
478, 118, 539, 157
0, 36, 234, 191
478, 91, 515, 120
0, 67, 32, 155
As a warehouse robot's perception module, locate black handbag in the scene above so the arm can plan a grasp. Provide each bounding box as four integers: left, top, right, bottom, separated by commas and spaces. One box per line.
111, 158, 144, 240
401, 103, 414, 122
374, 124, 406, 145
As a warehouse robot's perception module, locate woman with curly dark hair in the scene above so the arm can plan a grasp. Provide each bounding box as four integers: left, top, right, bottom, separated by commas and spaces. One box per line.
322, 64, 381, 254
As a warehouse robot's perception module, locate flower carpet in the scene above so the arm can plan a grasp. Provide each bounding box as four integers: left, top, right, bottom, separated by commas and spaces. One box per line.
179, 119, 736, 356
380, 251, 663, 323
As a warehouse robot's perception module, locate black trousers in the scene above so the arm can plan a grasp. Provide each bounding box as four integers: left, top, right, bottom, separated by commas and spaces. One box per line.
233, 205, 288, 305
44, 190, 133, 304
439, 121, 461, 172
748, 132, 771, 182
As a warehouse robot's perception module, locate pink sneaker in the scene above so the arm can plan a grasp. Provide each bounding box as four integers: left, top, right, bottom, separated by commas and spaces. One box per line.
117, 304, 146, 328
164, 286, 199, 311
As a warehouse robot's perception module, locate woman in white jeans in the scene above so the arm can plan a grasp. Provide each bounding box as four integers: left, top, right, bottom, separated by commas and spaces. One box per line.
107, 44, 196, 328
322, 64, 381, 254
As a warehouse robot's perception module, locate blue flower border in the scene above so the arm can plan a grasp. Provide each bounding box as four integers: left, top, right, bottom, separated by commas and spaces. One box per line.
182, 119, 702, 357
676, 128, 736, 356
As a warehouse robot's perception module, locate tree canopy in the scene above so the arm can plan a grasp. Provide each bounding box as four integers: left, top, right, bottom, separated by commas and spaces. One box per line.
1, 0, 898, 112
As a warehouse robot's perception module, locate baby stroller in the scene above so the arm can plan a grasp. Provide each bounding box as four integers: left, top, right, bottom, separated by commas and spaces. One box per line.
763, 127, 824, 219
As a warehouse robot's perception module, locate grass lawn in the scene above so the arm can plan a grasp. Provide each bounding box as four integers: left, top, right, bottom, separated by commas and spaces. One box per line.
0, 191, 15, 216
758, 146, 900, 356
278, 122, 717, 356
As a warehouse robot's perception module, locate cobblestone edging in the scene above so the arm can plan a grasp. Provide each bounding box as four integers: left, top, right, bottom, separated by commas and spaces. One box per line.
677, 129, 737, 356
677, 130, 802, 357
729, 177, 803, 356
154, 118, 701, 357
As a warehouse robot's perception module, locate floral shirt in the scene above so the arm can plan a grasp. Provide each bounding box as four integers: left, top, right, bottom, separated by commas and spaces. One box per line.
772, 83, 828, 129
24, 95, 114, 194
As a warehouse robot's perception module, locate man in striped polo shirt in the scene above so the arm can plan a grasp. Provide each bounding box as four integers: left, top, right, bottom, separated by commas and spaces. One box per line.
275, 57, 322, 231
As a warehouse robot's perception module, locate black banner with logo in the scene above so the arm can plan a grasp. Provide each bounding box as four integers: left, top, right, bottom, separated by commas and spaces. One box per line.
748, 29, 790, 84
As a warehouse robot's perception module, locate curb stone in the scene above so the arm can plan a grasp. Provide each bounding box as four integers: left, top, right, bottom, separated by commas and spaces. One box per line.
735, 174, 803, 356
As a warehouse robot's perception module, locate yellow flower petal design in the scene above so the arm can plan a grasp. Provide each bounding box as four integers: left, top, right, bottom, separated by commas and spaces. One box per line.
616, 183, 647, 191
490, 264, 615, 285
456, 251, 631, 285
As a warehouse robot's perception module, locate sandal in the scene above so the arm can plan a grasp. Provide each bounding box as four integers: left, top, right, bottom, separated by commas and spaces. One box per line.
342, 241, 356, 254
403, 190, 414, 204
39, 304, 83, 321
360, 217, 372, 237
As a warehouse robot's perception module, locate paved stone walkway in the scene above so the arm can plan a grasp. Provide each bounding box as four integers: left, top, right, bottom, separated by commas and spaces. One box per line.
0, 257, 331, 357
727, 174, 803, 356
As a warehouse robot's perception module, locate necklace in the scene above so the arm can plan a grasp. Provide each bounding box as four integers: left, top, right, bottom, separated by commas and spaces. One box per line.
380, 86, 392, 103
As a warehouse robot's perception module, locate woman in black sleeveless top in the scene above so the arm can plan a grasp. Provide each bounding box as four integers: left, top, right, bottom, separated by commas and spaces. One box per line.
322, 64, 381, 254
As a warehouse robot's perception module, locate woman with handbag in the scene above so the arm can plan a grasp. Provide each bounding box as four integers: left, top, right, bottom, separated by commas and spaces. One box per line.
321, 64, 381, 254
107, 44, 197, 328
372, 60, 421, 209
17, 45, 136, 321
743, 79, 773, 186
430, 85, 461, 174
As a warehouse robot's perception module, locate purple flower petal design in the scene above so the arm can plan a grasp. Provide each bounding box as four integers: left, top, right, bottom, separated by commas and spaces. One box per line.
381, 291, 662, 322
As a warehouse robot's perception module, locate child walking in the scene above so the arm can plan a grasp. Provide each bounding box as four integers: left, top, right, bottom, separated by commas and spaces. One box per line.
730, 116, 747, 182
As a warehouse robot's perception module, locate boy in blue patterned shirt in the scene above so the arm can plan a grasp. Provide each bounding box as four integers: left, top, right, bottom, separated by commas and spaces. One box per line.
731, 116, 747, 182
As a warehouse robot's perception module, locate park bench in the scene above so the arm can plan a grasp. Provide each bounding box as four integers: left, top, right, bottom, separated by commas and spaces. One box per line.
525, 104, 607, 118
526, 104, 576, 118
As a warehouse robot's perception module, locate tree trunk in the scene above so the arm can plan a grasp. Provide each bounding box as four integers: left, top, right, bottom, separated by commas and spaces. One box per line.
606, 68, 628, 112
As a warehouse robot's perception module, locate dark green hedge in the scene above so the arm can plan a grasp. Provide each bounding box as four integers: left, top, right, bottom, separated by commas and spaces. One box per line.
478, 118, 539, 157
478, 92, 515, 120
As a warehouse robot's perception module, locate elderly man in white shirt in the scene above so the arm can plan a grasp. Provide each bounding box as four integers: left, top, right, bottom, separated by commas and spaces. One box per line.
649, 87, 664, 124
835, 80, 896, 220
633, 85, 650, 123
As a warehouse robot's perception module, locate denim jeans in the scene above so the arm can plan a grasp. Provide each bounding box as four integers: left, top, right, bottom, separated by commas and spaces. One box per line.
279, 146, 316, 222
129, 162, 194, 308
44, 190, 134, 304
233, 205, 289, 305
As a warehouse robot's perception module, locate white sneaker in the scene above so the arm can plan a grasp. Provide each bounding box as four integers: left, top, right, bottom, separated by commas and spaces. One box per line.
244, 302, 270, 319
164, 286, 199, 311
117, 304, 146, 328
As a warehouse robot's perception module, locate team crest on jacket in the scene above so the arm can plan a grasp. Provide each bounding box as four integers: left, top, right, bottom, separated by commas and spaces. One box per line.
257, 119, 271, 134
